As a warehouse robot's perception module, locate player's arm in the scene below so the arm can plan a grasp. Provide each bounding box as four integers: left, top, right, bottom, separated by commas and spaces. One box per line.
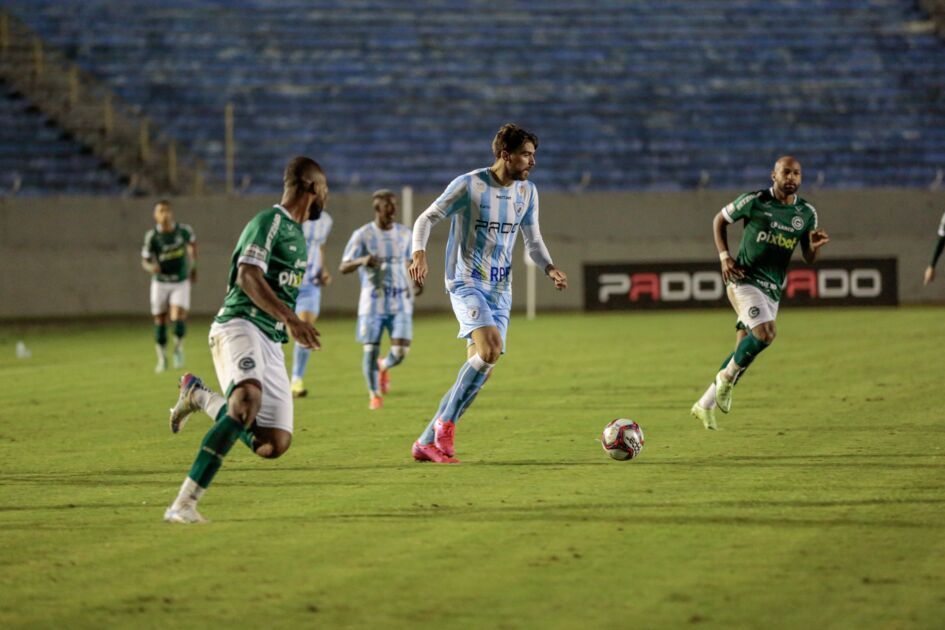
800, 228, 830, 264
187, 242, 198, 283
519, 200, 566, 290
236, 264, 320, 349
141, 255, 160, 275
410, 175, 468, 287
339, 253, 379, 274
713, 210, 744, 283
924, 214, 945, 285
317, 245, 332, 285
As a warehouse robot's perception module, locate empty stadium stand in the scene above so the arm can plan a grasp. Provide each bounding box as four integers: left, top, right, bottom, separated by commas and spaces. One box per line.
3, 0, 945, 193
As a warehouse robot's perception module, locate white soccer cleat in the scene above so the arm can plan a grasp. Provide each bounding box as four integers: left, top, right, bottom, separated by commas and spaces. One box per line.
690, 403, 718, 431
714, 371, 734, 414
155, 358, 167, 374
169, 373, 203, 434
163, 503, 208, 524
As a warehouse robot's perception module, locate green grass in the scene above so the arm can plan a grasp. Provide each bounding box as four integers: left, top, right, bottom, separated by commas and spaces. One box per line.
1, 308, 944, 629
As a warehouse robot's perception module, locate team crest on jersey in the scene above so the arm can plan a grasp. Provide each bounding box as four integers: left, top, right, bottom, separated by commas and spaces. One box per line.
468, 307, 479, 320
474, 179, 487, 192
239, 357, 256, 371
514, 202, 524, 214
748, 306, 760, 318
791, 216, 805, 230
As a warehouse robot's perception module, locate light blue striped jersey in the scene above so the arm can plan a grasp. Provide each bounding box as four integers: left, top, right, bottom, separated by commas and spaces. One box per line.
342, 222, 414, 316
300, 212, 333, 286
434, 168, 539, 309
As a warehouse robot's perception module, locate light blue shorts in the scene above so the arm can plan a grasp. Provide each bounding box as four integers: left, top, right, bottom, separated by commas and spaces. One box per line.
295, 285, 322, 316
357, 312, 413, 344
449, 287, 510, 352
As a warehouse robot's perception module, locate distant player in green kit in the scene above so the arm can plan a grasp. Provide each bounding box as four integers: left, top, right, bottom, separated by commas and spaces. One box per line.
690, 156, 830, 430
162, 157, 325, 523
141, 200, 196, 372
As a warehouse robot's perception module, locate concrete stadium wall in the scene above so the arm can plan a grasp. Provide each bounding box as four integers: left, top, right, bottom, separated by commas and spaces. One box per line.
1, 189, 942, 319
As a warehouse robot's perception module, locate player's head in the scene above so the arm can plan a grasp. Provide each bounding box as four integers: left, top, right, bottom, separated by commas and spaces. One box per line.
153, 199, 173, 227
492, 123, 538, 181
771, 156, 802, 196
372, 189, 397, 230
284, 156, 328, 220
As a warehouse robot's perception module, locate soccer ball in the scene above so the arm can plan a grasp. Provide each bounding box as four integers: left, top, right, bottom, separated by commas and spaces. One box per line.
601, 419, 645, 461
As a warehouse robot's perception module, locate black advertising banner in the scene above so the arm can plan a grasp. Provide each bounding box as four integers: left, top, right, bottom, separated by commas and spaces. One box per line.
583, 258, 898, 311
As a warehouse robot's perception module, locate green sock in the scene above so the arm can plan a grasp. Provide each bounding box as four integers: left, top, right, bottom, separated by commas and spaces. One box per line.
733, 333, 769, 370
154, 324, 168, 346
188, 415, 244, 489
212, 405, 256, 452
173, 320, 186, 338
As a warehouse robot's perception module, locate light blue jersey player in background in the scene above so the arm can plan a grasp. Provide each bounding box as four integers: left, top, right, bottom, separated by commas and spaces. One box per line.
290, 210, 333, 398
340, 189, 418, 410
408, 124, 568, 463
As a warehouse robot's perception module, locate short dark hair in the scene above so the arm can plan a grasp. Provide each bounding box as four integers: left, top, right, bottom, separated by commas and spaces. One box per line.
155, 199, 171, 208
492, 124, 538, 158
283, 156, 324, 195
371, 188, 396, 201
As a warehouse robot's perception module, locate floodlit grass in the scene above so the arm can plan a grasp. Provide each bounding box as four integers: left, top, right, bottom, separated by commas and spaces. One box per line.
1, 308, 944, 628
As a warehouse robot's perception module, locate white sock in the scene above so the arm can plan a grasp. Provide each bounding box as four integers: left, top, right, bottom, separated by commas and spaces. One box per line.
698, 383, 717, 410
192, 387, 226, 420
172, 477, 205, 509
155, 344, 166, 364
468, 353, 495, 374
174, 337, 184, 352
722, 358, 740, 381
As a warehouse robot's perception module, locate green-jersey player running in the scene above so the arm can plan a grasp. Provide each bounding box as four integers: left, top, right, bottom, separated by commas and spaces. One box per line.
922, 211, 945, 286
690, 156, 830, 430
162, 156, 326, 524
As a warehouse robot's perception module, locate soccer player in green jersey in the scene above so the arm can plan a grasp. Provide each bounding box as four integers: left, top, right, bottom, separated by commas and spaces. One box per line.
162, 157, 325, 523
922, 212, 945, 285
141, 200, 197, 372
690, 156, 830, 430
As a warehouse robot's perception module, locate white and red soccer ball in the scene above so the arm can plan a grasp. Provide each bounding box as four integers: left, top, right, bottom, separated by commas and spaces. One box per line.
601, 418, 645, 461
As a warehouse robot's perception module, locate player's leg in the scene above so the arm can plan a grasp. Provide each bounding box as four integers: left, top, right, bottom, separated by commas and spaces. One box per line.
151, 280, 170, 373
247, 338, 295, 459
357, 315, 384, 409
713, 285, 777, 413
412, 292, 501, 463
291, 286, 319, 398
168, 280, 191, 368
164, 320, 266, 523
378, 312, 413, 394
692, 326, 746, 430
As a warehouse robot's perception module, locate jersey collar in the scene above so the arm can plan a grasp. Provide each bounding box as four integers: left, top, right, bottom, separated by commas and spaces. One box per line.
769, 187, 798, 206
274, 204, 296, 222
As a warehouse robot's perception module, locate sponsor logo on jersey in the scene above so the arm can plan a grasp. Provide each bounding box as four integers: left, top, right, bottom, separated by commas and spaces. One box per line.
475, 219, 520, 234
770, 221, 797, 232
755, 230, 798, 250
244, 244, 268, 262
278, 270, 304, 288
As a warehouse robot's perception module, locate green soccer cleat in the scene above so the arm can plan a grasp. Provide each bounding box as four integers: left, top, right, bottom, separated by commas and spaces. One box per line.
690, 403, 718, 431
714, 371, 734, 414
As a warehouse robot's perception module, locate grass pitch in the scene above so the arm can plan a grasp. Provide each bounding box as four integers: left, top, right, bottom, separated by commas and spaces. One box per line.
1, 308, 944, 629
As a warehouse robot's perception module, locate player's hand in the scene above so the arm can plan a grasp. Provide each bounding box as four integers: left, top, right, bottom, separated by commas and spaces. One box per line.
925, 265, 936, 285
413, 281, 424, 297
149, 263, 161, 274
546, 265, 568, 290
809, 229, 830, 251
721, 257, 745, 284
287, 315, 320, 350
409, 251, 428, 288
190, 269, 198, 283
319, 268, 332, 286
364, 255, 380, 268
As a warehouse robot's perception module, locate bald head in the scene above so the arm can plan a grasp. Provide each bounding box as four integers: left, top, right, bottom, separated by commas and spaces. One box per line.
771, 155, 802, 200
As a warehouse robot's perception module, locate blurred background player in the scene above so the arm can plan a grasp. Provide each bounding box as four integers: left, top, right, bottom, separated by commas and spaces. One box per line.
690, 156, 830, 430
922, 211, 945, 285
408, 123, 568, 463
290, 205, 333, 398
339, 189, 417, 410
140, 200, 197, 373
162, 156, 324, 523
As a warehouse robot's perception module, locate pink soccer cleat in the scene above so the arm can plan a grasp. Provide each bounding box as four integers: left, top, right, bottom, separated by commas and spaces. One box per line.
377, 358, 390, 395
434, 419, 456, 457
369, 395, 383, 410
411, 440, 459, 464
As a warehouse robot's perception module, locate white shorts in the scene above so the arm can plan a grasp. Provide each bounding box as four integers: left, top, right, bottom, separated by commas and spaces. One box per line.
150, 279, 191, 316
208, 318, 294, 434
727, 283, 779, 330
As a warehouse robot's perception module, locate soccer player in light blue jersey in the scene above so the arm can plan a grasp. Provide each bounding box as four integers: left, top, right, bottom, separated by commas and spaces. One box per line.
340, 189, 418, 410
290, 210, 333, 398
408, 124, 568, 463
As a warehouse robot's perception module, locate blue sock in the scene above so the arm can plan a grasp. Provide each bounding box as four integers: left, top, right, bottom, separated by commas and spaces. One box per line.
418, 354, 494, 443
292, 343, 311, 381
362, 344, 380, 394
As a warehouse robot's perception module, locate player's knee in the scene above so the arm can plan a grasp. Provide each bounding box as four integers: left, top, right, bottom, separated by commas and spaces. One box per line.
392, 345, 409, 360
228, 381, 262, 425
754, 327, 776, 344
478, 341, 502, 364
255, 433, 291, 459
